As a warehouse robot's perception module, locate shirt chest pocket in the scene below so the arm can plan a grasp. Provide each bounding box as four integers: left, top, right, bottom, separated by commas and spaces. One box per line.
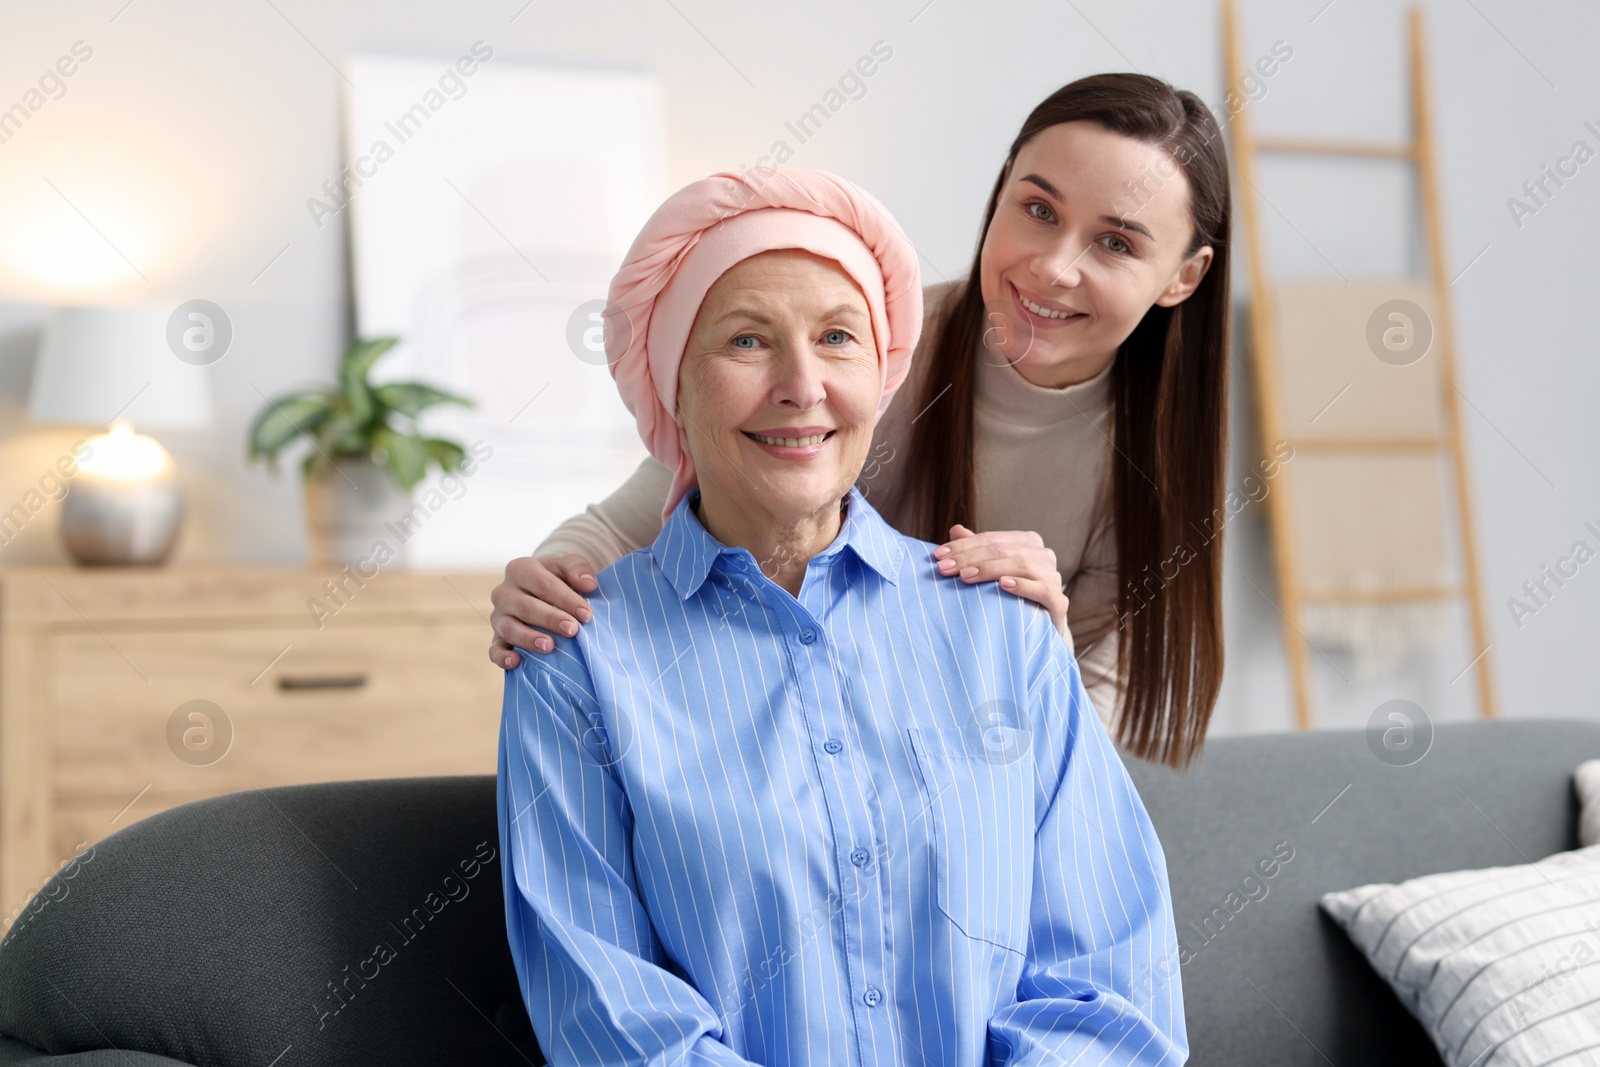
907, 725, 1035, 954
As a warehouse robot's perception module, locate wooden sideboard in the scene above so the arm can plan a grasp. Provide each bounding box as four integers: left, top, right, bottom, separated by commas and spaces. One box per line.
0, 565, 505, 922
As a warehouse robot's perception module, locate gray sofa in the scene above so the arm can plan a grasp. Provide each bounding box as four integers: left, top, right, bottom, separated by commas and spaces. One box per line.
1, 718, 1593, 1065
0, 777, 542, 1067
1125, 717, 1599, 1066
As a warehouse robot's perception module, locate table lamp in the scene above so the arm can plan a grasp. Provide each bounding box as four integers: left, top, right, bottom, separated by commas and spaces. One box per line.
28, 305, 213, 565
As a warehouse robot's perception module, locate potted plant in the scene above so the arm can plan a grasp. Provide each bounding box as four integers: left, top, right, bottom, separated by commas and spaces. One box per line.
248, 336, 473, 566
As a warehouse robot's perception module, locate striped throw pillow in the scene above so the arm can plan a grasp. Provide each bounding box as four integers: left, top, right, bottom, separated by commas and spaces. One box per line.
1321, 844, 1600, 1067
1576, 759, 1600, 848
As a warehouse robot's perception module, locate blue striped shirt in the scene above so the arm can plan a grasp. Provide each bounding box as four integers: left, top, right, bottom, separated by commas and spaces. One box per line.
498, 486, 1187, 1066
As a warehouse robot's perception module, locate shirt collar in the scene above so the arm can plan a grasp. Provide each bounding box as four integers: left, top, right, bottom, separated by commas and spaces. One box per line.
653, 485, 905, 600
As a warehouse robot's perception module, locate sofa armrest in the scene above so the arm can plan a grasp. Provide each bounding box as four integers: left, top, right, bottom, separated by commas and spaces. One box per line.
0, 1038, 197, 1066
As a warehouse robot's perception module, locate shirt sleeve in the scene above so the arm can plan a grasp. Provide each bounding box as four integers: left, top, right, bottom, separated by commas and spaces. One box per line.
1064, 510, 1124, 734
986, 629, 1188, 1066
533, 455, 673, 568
498, 660, 759, 1067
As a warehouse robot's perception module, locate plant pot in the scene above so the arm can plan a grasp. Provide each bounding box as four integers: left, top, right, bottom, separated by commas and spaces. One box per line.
303, 456, 412, 568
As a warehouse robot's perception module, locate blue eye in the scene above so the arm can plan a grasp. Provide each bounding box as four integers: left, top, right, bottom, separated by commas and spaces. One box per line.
731, 335, 758, 349
822, 329, 851, 345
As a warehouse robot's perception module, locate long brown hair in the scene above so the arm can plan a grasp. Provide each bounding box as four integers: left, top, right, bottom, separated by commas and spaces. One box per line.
904, 73, 1230, 768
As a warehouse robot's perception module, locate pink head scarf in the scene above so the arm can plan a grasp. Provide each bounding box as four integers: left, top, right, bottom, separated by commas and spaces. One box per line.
602, 167, 923, 521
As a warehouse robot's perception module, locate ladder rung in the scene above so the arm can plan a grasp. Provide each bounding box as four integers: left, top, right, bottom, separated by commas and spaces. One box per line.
1290, 435, 1449, 453
1256, 136, 1416, 161
1302, 583, 1461, 604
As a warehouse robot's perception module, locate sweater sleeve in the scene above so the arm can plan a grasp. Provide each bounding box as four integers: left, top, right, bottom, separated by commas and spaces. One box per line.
1065, 510, 1124, 734
532, 455, 673, 568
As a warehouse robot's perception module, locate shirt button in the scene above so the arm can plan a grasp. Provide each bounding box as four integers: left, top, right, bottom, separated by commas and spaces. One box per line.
863, 987, 882, 1007
850, 846, 870, 867
823, 738, 843, 755
799, 628, 818, 645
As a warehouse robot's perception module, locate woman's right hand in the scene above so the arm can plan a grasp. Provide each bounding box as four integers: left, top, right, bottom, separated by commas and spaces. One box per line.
489, 554, 599, 668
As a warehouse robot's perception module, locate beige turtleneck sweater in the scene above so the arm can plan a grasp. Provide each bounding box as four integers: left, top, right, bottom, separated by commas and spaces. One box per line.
534, 280, 1124, 729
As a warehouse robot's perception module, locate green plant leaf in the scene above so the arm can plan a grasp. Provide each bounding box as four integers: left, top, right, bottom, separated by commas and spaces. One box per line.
251, 336, 475, 493
374, 382, 474, 418
372, 427, 429, 490
422, 437, 467, 473
312, 407, 366, 460
340, 336, 399, 426
247, 391, 335, 461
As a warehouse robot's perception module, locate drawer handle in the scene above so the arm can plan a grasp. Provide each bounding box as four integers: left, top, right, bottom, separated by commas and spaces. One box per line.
277, 673, 368, 691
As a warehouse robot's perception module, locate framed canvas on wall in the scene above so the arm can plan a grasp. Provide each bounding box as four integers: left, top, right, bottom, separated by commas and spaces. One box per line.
341, 48, 664, 566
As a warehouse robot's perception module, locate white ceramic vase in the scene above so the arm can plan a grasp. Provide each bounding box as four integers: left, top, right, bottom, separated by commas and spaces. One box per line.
303, 457, 411, 568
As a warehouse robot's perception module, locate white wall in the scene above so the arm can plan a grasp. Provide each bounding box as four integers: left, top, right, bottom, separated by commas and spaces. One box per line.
0, 0, 1593, 737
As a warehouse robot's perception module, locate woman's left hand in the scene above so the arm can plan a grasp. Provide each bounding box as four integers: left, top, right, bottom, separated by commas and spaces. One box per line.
934, 524, 1070, 637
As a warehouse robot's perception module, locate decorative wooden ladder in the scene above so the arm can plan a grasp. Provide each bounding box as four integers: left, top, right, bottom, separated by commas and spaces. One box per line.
1222, 0, 1497, 728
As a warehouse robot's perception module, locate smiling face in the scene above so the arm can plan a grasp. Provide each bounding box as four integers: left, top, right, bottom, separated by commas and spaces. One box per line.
978, 120, 1215, 388
675, 248, 881, 540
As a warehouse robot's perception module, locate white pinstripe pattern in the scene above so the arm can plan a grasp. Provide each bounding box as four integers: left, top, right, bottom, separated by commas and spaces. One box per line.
497, 487, 1188, 1066
1321, 846, 1600, 1067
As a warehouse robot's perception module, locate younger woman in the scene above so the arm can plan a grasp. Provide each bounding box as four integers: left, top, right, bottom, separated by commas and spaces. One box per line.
491, 72, 1231, 768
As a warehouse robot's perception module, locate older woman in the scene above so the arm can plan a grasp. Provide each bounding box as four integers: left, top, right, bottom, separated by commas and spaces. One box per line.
497, 168, 1186, 1066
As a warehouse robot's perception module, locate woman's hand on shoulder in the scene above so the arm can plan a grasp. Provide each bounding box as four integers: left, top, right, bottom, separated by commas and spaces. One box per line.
934, 525, 1070, 638
489, 554, 599, 668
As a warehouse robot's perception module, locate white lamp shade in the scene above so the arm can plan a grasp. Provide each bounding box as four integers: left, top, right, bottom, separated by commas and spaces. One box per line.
29, 305, 213, 429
